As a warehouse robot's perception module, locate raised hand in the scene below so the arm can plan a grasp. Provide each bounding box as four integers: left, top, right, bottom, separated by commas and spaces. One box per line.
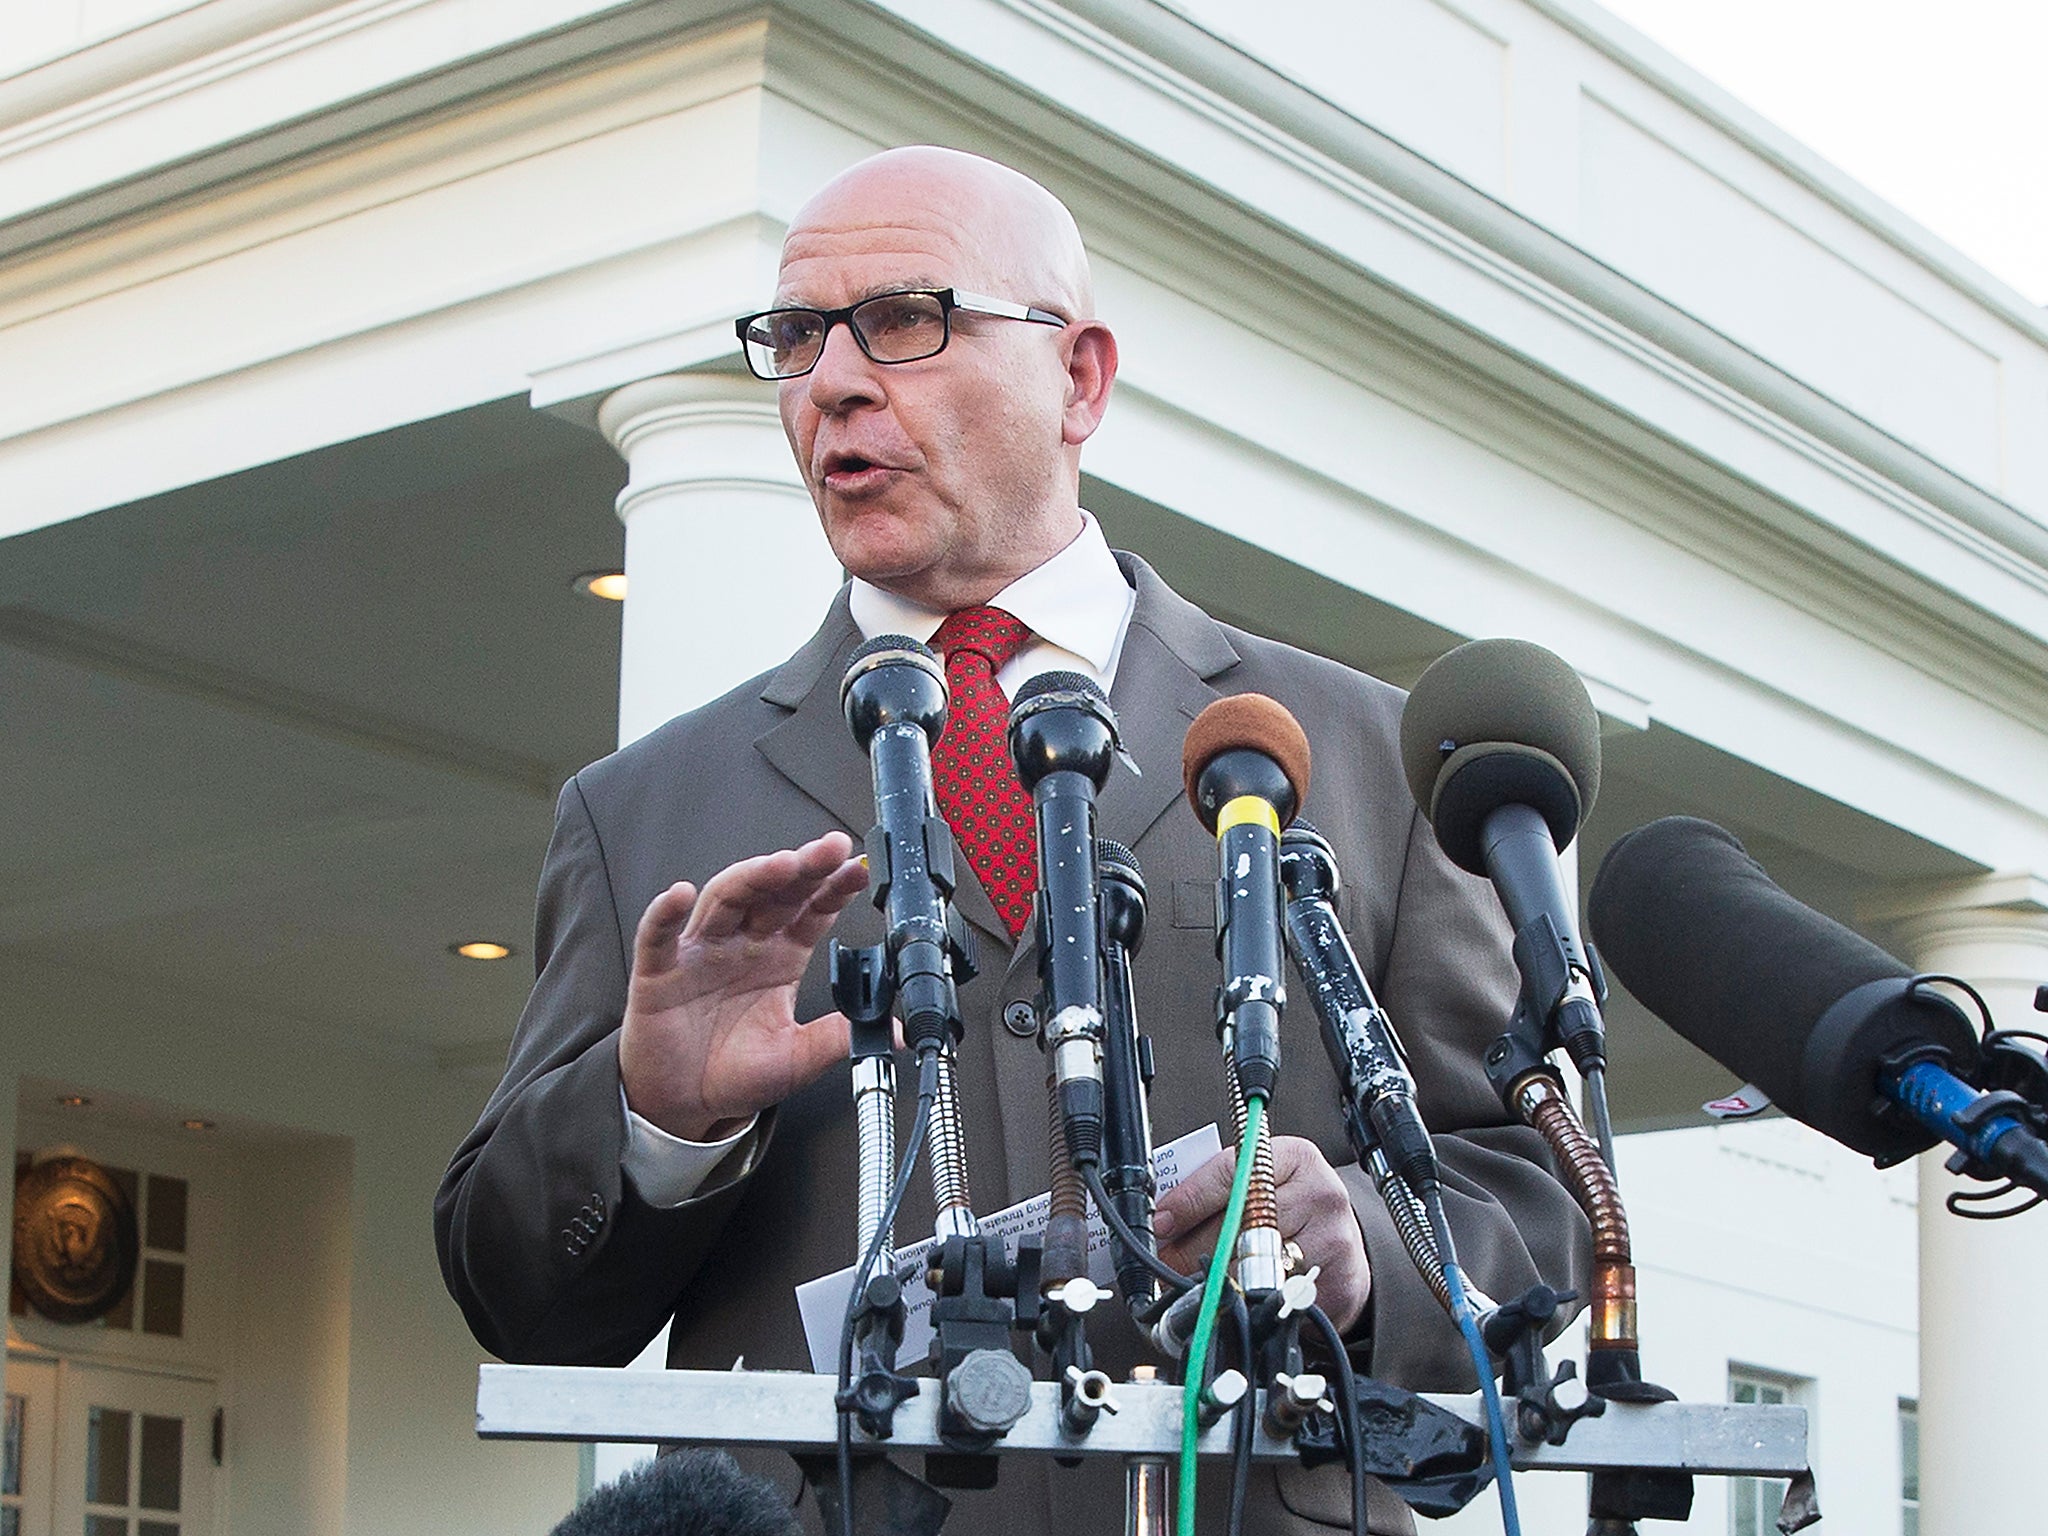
618, 830, 869, 1141
1154, 1135, 1374, 1333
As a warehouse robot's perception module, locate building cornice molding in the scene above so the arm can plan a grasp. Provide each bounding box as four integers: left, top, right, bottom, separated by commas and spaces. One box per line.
1024, 0, 2048, 585
4, 0, 2046, 745
1520, 0, 2048, 348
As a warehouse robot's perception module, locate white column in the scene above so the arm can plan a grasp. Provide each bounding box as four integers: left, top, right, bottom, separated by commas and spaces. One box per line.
584, 372, 842, 1490
1886, 874, 2048, 1536
597, 372, 844, 747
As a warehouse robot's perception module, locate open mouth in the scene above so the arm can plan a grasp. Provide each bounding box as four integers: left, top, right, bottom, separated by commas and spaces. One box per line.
821, 452, 896, 490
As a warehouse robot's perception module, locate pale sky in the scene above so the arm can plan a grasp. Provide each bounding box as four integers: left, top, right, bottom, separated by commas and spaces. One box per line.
1593, 0, 2048, 305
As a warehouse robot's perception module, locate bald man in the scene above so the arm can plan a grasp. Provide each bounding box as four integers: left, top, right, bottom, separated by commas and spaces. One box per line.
437, 147, 1587, 1535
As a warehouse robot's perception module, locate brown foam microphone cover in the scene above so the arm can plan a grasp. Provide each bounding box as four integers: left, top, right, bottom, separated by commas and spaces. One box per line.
1181, 693, 1312, 818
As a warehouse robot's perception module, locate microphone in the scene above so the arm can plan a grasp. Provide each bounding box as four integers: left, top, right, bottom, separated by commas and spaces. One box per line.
1277, 823, 1437, 1198
1008, 671, 1121, 1167
1399, 638, 1611, 1125
839, 635, 974, 1053
1097, 837, 1158, 1307
1182, 693, 1311, 1101
550, 1449, 799, 1536
1279, 822, 1462, 1317
1589, 816, 2048, 1194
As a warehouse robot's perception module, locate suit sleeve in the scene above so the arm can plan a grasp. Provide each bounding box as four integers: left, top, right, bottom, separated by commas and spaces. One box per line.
433, 775, 762, 1364
1345, 803, 1592, 1388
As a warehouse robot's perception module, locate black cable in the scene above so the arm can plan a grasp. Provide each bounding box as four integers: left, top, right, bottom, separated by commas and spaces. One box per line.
835, 1048, 940, 1536
1305, 1303, 1367, 1536
1082, 1161, 1198, 1297
1225, 1289, 1255, 1536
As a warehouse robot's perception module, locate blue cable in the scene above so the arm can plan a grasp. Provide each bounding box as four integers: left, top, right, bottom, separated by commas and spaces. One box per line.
1444, 1255, 1522, 1536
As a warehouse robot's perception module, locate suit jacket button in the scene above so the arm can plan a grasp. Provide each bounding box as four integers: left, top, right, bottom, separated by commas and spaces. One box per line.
591, 1192, 606, 1219
1002, 1000, 1037, 1038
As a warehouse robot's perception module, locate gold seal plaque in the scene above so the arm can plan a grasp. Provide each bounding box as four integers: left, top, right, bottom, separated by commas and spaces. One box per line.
11, 1156, 139, 1324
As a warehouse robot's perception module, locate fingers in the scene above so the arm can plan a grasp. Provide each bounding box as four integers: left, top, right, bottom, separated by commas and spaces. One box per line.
684, 831, 860, 942
1269, 1136, 1373, 1330
786, 854, 871, 949
1156, 1146, 1242, 1271
1155, 1146, 1238, 1244
1269, 1136, 1343, 1238
632, 881, 699, 977
789, 1010, 854, 1082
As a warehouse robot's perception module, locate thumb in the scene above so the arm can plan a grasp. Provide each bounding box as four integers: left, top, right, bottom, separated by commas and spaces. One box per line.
791, 1010, 854, 1084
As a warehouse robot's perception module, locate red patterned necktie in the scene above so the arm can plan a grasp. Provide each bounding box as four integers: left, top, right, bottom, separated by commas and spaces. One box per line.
930, 605, 1037, 939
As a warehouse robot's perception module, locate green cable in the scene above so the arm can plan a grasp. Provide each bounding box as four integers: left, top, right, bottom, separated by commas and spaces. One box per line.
1178, 1092, 1264, 1536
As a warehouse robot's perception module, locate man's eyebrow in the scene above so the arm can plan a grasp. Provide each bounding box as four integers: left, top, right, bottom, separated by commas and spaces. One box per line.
772, 278, 951, 308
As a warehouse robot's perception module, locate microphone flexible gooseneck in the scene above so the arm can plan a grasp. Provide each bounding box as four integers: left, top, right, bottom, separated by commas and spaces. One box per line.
1588, 815, 2048, 1198
1400, 639, 1676, 1530
836, 635, 981, 1245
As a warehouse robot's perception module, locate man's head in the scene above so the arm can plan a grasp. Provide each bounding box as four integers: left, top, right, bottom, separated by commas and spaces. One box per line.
767, 146, 1117, 610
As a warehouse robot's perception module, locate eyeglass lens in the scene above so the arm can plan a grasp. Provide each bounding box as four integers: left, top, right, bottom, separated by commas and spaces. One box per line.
742, 292, 950, 378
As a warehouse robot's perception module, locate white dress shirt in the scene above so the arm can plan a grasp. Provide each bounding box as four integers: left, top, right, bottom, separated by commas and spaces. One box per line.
621, 510, 1137, 1208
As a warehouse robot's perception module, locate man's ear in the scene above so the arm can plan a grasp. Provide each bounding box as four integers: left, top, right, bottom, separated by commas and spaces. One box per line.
1060, 321, 1118, 446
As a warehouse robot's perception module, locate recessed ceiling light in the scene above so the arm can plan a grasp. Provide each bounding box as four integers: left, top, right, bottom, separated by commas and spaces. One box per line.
451, 940, 514, 961
182, 1119, 216, 1132
573, 570, 627, 602
56, 1094, 90, 1108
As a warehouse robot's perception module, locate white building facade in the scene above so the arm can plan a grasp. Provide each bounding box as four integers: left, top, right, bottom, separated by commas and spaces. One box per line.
3, 3, 2044, 1534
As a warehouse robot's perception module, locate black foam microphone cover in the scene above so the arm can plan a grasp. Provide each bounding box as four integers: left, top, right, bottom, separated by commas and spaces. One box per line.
550, 1449, 799, 1536
839, 633, 946, 750
1398, 638, 1601, 874
1588, 816, 1977, 1159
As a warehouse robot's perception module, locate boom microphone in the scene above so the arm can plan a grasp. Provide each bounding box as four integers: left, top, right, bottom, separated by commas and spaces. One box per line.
1589, 816, 2048, 1193
1399, 638, 1609, 1085
1182, 693, 1312, 1100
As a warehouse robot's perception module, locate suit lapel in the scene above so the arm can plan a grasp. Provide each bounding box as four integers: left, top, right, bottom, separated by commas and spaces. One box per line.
753, 591, 1013, 952
752, 591, 874, 841
1099, 553, 1241, 852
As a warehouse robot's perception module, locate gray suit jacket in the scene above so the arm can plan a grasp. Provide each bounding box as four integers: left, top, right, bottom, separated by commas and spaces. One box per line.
436, 554, 1588, 1533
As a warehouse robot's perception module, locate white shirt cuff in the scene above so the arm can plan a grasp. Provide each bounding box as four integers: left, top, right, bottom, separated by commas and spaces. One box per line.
618, 1086, 761, 1208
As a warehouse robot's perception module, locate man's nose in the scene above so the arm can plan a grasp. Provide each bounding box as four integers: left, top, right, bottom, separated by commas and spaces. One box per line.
805, 319, 884, 414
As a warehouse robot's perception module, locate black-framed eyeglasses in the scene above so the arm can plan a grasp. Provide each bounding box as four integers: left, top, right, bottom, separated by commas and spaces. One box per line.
734, 288, 1068, 380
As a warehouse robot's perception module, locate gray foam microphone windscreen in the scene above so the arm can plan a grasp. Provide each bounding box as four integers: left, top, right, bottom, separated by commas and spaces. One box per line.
1397, 637, 1602, 873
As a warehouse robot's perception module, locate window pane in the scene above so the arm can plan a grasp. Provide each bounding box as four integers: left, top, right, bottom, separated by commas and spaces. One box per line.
3, 1504, 19, 1536
85, 1517, 129, 1536
4, 1392, 21, 1496
140, 1523, 179, 1536
138, 1416, 181, 1511
86, 1407, 132, 1505
1900, 1399, 1920, 1500
145, 1177, 188, 1254
140, 1260, 185, 1337
1731, 1476, 1758, 1536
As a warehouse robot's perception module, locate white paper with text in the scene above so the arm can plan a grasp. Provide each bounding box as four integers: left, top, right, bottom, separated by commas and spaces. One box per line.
796, 1123, 1221, 1373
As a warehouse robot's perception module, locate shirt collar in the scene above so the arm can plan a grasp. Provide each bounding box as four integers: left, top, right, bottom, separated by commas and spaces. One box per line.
847, 510, 1131, 671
